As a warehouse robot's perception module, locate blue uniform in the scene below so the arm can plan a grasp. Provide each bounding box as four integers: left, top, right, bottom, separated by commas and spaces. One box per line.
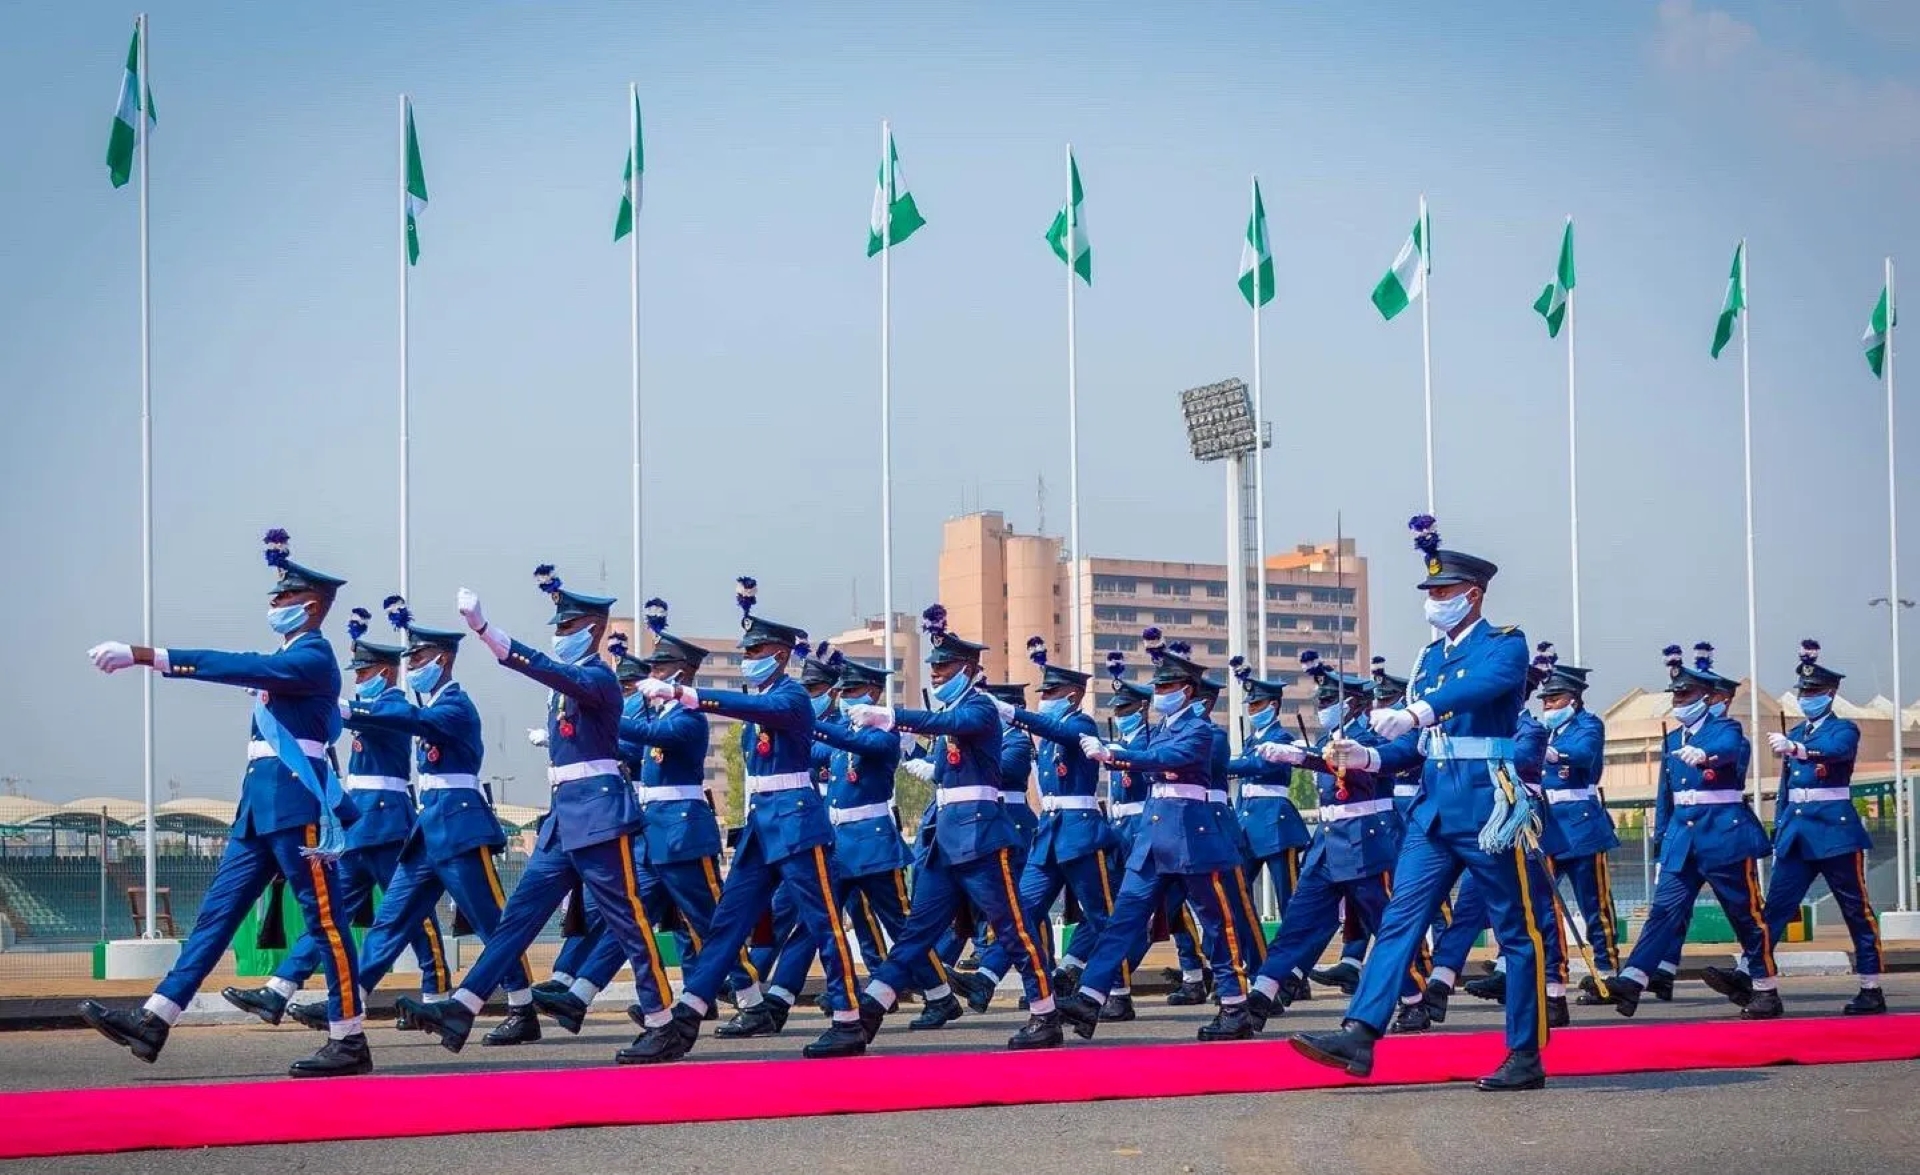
1110, 723, 1206, 982
1538, 707, 1621, 973
1751, 716, 1881, 976
939, 724, 1041, 969
1229, 723, 1312, 915
152, 633, 363, 1024
274, 683, 449, 996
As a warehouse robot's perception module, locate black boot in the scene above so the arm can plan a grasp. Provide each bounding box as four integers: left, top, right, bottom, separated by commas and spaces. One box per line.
394, 1003, 421, 1031
617, 1002, 702, 1064
289, 1032, 373, 1078
395, 995, 475, 1054
1197, 1002, 1255, 1042
1701, 966, 1755, 1008
1463, 971, 1507, 1003
1390, 1000, 1433, 1034
483, 1004, 543, 1046
1424, 980, 1452, 1023
802, 1017, 868, 1059
1243, 989, 1277, 1033
1648, 969, 1676, 1001
1098, 993, 1137, 1022
857, 994, 888, 1043
1546, 995, 1570, 1029
717, 994, 791, 1038
1309, 960, 1360, 995
1056, 990, 1104, 1040
286, 1000, 331, 1032
1843, 986, 1888, 1016
1286, 972, 1315, 1003
1474, 1047, 1546, 1092
1575, 974, 1619, 1006
1741, 988, 1784, 1020
532, 988, 589, 1035
78, 1000, 168, 1064
1166, 979, 1210, 1006
1009, 1010, 1064, 1050
221, 985, 288, 1027
908, 992, 963, 1030
531, 978, 571, 997
1607, 974, 1644, 1018
1052, 963, 1084, 995
951, 969, 996, 1015
1290, 1020, 1379, 1077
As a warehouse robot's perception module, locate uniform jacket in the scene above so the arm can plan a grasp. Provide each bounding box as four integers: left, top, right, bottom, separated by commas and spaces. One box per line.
1772, 715, 1870, 860
1108, 709, 1242, 875
895, 687, 1023, 867
339, 684, 418, 850
1012, 706, 1117, 865
695, 674, 834, 864
348, 679, 502, 861
813, 717, 912, 877
621, 699, 721, 865
1402, 620, 1531, 839
1227, 723, 1311, 859
1652, 714, 1771, 871
502, 640, 640, 854
1537, 707, 1618, 859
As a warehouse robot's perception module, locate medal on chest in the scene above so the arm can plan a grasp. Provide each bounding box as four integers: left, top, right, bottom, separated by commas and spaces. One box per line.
946, 744, 961, 767
848, 767, 860, 784
351, 738, 364, 754
424, 743, 441, 764
756, 731, 771, 756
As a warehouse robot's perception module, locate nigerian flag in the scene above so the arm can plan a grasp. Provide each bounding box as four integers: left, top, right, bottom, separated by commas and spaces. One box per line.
1238, 180, 1275, 309
1864, 281, 1895, 379
404, 102, 428, 266
1711, 240, 1746, 359
1533, 219, 1576, 338
614, 92, 644, 243
1045, 150, 1092, 285
106, 22, 155, 189
866, 126, 925, 256
1371, 199, 1428, 320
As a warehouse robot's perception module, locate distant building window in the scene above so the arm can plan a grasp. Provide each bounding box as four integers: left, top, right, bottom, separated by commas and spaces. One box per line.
1093, 576, 1136, 593
1159, 610, 1193, 626
1093, 633, 1139, 652
1094, 605, 1138, 622
1205, 639, 1227, 655
1207, 611, 1227, 626
1203, 581, 1227, 598
1151, 579, 1191, 597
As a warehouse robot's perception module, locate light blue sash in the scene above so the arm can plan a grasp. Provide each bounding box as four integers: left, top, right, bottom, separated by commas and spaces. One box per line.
253, 700, 347, 859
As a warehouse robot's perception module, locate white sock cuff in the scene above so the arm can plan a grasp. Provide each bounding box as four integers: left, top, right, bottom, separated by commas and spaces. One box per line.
925, 984, 952, 1001
864, 980, 897, 1009
1546, 983, 1566, 999
329, 1016, 364, 1040
266, 977, 298, 999
735, 985, 765, 1009
1182, 969, 1205, 983
570, 979, 601, 1002
767, 985, 797, 1006
1751, 977, 1778, 992
549, 971, 574, 986
1062, 955, 1085, 969
1077, 985, 1105, 1004
453, 989, 484, 1014
1253, 976, 1281, 1000
1657, 961, 1679, 975
1860, 976, 1882, 989
1430, 966, 1457, 989
506, 988, 532, 1007
680, 993, 710, 1016
644, 1010, 672, 1028
1622, 967, 1650, 987
142, 994, 182, 1026
832, 1010, 861, 1022
1028, 996, 1056, 1015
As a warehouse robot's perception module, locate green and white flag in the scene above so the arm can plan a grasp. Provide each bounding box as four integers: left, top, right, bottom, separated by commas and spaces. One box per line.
106, 22, 155, 189
404, 103, 428, 266
614, 92, 644, 242
1711, 240, 1746, 359
1238, 180, 1275, 309
1864, 282, 1896, 379
1045, 151, 1092, 285
866, 127, 925, 257
1532, 219, 1577, 338
1371, 201, 1428, 320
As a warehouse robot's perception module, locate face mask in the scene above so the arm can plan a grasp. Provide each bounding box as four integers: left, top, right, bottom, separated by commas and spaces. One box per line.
1423, 591, 1475, 633
267, 602, 310, 635
405, 660, 443, 696
622, 691, 648, 719
1115, 711, 1145, 739
1800, 693, 1832, 721
1540, 705, 1574, 731
552, 628, 595, 663
811, 692, 832, 718
354, 675, 387, 701
1039, 697, 1073, 720
1318, 702, 1347, 731
1151, 689, 1187, 718
1188, 701, 1210, 720
1672, 699, 1708, 726
931, 670, 972, 708
1708, 701, 1729, 719
740, 654, 780, 687
840, 692, 874, 713
1250, 707, 1278, 733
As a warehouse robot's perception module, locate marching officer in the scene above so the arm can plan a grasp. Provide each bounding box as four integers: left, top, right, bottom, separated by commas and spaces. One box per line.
925, 681, 1037, 975
1225, 658, 1311, 923
80, 530, 369, 1076
1097, 655, 1162, 1022
1534, 657, 1623, 1000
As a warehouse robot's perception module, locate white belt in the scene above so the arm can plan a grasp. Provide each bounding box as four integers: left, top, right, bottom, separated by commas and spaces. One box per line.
1152, 783, 1210, 803
1109, 801, 1145, 819
1545, 787, 1597, 805
1393, 784, 1420, 799
1208, 789, 1230, 805
1787, 787, 1853, 804
345, 775, 410, 793
1318, 798, 1394, 822
247, 739, 326, 761
548, 760, 621, 785
1239, 783, 1291, 800
745, 771, 812, 795
831, 801, 895, 825
937, 785, 1003, 806
638, 785, 705, 804
419, 774, 480, 791
1672, 790, 1744, 806
1041, 795, 1101, 812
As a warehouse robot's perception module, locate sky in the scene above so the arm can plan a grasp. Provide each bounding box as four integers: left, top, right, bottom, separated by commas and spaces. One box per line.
2, 0, 1918, 802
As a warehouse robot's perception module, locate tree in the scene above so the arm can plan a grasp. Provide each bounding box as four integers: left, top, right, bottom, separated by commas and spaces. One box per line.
894, 767, 932, 835
1289, 767, 1318, 810
719, 735, 745, 828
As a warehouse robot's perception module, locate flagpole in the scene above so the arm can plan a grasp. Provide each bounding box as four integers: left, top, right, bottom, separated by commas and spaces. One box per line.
1250, 175, 1269, 677
1565, 218, 1582, 665
1065, 142, 1084, 672
879, 120, 896, 703
1886, 256, 1910, 911
1418, 193, 1434, 515
398, 94, 411, 600
136, 11, 157, 940
1738, 239, 1762, 820
629, 84, 643, 633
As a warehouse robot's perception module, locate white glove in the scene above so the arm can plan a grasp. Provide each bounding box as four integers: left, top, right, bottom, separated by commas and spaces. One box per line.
1369, 707, 1418, 740
527, 727, 548, 748
636, 678, 676, 702
1255, 742, 1306, 766
1086, 742, 1118, 764
88, 642, 136, 674
903, 758, 936, 782
899, 731, 919, 756
1766, 732, 1806, 759
1675, 745, 1708, 767
991, 698, 1016, 722
675, 685, 700, 709
1544, 747, 1562, 764
846, 703, 896, 732
456, 589, 486, 632
1325, 738, 1380, 773
338, 699, 352, 721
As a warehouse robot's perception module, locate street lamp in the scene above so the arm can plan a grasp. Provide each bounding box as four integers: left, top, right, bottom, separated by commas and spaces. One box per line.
1180, 379, 1260, 753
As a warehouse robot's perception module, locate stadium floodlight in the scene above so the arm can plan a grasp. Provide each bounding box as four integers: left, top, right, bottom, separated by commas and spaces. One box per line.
1180, 378, 1259, 462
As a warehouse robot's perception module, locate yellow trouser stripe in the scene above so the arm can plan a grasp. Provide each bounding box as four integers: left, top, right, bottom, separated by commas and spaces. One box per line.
812, 847, 859, 994
303, 825, 356, 1019
1594, 856, 1618, 954
1851, 851, 1883, 957
420, 916, 451, 992
1745, 858, 1773, 976
1208, 872, 1249, 990
1092, 852, 1127, 986
1233, 866, 1267, 963
702, 855, 758, 982
1511, 845, 1548, 1044
998, 849, 1050, 999
617, 835, 674, 999
856, 890, 889, 962
478, 849, 532, 983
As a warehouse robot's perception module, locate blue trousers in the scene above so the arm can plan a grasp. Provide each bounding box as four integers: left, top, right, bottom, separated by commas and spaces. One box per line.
1431, 875, 1489, 977
274, 840, 449, 995
1247, 848, 1303, 918
1087, 857, 1261, 1001
1349, 821, 1549, 1051
1429, 862, 1564, 982
1257, 867, 1423, 999
1548, 852, 1620, 974
746, 883, 798, 984
683, 839, 856, 1013
552, 922, 602, 979
980, 849, 1121, 979
158, 825, 361, 1023
771, 867, 947, 996
1625, 856, 1776, 980
576, 854, 762, 991
874, 846, 1051, 1003
1754, 848, 1882, 976
359, 845, 529, 996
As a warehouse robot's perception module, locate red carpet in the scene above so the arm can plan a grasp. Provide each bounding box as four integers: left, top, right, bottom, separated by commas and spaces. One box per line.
5, 1015, 1918, 1159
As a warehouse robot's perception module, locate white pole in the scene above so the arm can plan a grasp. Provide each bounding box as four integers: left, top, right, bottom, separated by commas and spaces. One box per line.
1418, 194, 1435, 516
1066, 143, 1084, 672
879, 120, 896, 703
1738, 239, 1762, 819
629, 84, 643, 633
398, 94, 411, 600
1566, 219, 1582, 665
1225, 453, 1246, 755
1886, 256, 1910, 911
136, 12, 156, 939
1250, 174, 1269, 677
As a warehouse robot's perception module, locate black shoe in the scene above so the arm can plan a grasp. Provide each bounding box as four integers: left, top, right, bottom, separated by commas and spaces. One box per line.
1009, 1011, 1064, 1050
1575, 974, 1619, 1006
908, 993, 963, 1030
1607, 975, 1643, 1018
1309, 960, 1360, 995
289, 1032, 373, 1078
1166, 979, 1210, 1006
1157, 966, 1184, 984
951, 969, 996, 1015
617, 1003, 702, 1064
958, 953, 984, 971
1741, 988, 1784, 1020
531, 988, 588, 1035
1648, 970, 1676, 1001
1463, 972, 1507, 1004
78, 1000, 168, 1064
1056, 990, 1103, 1040
1701, 966, 1755, 1008
1546, 995, 1570, 1029
857, 995, 888, 1043
286, 1000, 331, 1032
1098, 993, 1136, 1023
1390, 1000, 1433, 1034
394, 1003, 420, 1032
483, 1004, 543, 1046
221, 985, 288, 1027
716, 995, 791, 1038
1290, 1021, 1378, 1078
1843, 987, 1888, 1016
1244, 990, 1277, 1033
531, 979, 571, 997
1287, 972, 1315, 1002
396, 996, 476, 1053
1197, 1002, 1255, 1041
802, 1018, 867, 1059
1424, 980, 1452, 1023
812, 992, 832, 1016
717, 981, 740, 1010
1052, 964, 1084, 995
1017, 994, 1030, 1011
1474, 1047, 1546, 1092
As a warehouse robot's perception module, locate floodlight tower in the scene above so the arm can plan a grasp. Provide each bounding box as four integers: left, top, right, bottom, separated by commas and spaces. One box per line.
1180, 379, 1261, 754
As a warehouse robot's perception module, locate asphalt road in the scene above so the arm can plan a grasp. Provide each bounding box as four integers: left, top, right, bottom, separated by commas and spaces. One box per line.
3, 975, 1912, 1174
